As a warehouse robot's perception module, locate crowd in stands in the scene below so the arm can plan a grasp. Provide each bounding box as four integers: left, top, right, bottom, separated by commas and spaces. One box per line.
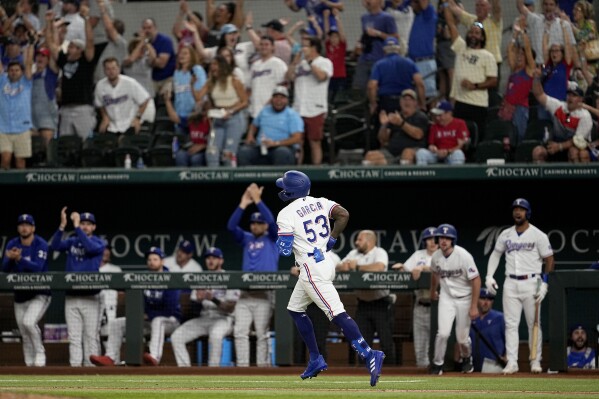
2, 0, 599, 170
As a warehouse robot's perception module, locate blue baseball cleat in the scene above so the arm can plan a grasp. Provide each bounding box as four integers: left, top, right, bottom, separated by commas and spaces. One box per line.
300, 355, 328, 380
367, 350, 385, 387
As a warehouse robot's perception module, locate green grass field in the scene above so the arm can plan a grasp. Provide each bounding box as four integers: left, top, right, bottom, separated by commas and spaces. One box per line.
1, 375, 599, 399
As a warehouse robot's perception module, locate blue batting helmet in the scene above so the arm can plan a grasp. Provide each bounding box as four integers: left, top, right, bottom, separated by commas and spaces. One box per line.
276, 170, 311, 201
420, 226, 437, 248
435, 223, 458, 245
512, 198, 531, 219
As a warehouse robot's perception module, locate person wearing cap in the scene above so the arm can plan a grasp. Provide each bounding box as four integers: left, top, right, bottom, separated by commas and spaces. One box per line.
367, 36, 425, 115
258, 18, 291, 64
2, 214, 51, 367
1, 36, 24, 68
286, 36, 332, 165
227, 183, 279, 367
531, 74, 593, 162
415, 100, 469, 165
567, 324, 596, 369
363, 88, 430, 165
171, 247, 240, 367
469, 288, 506, 373
0, 37, 33, 170
90, 247, 182, 367
46, 4, 97, 140
444, 3, 497, 141
248, 35, 288, 119
391, 227, 439, 368
49, 207, 105, 367
204, 0, 244, 47
238, 85, 303, 166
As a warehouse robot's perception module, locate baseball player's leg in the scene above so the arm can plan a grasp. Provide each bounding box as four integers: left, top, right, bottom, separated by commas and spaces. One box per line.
207, 317, 234, 367
522, 280, 542, 364
287, 280, 322, 363
22, 295, 51, 366
233, 298, 253, 367
65, 296, 84, 367
433, 294, 456, 366
253, 298, 273, 367
502, 279, 523, 364
413, 305, 431, 367
171, 318, 208, 367
455, 296, 473, 358
149, 316, 180, 362
81, 295, 102, 367
14, 301, 34, 366
105, 317, 126, 363
355, 302, 375, 359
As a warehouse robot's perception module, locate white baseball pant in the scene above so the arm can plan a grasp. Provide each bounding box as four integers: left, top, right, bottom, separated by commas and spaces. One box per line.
171, 315, 233, 367
65, 295, 101, 367
14, 295, 51, 366
412, 302, 431, 367
433, 294, 472, 365
234, 297, 272, 367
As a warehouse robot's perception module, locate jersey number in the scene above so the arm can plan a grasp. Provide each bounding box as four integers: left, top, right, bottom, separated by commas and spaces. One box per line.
303, 216, 330, 243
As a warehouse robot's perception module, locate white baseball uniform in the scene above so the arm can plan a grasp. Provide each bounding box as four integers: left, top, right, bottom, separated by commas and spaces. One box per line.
278, 196, 346, 320
99, 263, 121, 338
431, 245, 479, 365
164, 257, 203, 301
402, 248, 433, 367
491, 224, 553, 365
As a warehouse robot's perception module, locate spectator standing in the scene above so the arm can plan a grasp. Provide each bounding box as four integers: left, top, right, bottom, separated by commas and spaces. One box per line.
407, 0, 438, 101
391, 227, 438, 368
227, 183, 279, 367
122, 35, 156, 100
31, 43, 59, 149
429, 224, 481, 375
286, 36, 332, 165
485, 198, 555, 374
90, 247, 181, 367
169, 46, 206, 134
0, 42, 33, 170
237, 86, 304, 166
567, 324, 597, 369
141, 18, 176, 95
1, 214, 51, 367
170, 247, 240, 367
61, 0, 86, 44
384, 0, 414, 53
336, 230, 395, 365
470, 288, 506, 373
49, 208, 105, 367
204, 0, 244, 47
92, 0, 128, 85
436, 0, 459, 101
323, 8, 347, 104
415, 100, 469, 165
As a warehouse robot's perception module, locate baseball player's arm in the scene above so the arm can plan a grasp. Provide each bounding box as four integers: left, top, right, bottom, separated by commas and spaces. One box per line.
485, 249, 502, 294
16, 241, 49, 273
356, 261, 386, 272
469, 276, 481, 319
543, 254, 555, 274
255, 200, 278, 241
49, 230, 69, 252
430, 266, 440, 301
329, 205, 349, 239
75, 230, 105, 255
226, 206, 246, 243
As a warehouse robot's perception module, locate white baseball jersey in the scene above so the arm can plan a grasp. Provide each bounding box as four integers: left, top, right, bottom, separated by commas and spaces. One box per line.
493, 224, 553, 276
341, 247, 389, 301
431, 245, 479, 298
165, 257, 203, 301
402, 248, 433, 302
99, 263, 122, 323
249, 56, 288, 118
200, 272, 241, 318
94, 75, 150, 132
292, 56, 333, 118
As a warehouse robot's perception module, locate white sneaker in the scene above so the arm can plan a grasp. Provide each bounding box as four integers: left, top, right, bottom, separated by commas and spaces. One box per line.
530, 361, 542, 374
34, 353, 46, 367
502, 361, 519, 375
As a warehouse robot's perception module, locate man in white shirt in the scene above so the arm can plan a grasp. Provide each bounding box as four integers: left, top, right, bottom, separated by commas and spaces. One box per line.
249, 36, 288, 119
164, 239, 203, 305
94, 57, 150, 135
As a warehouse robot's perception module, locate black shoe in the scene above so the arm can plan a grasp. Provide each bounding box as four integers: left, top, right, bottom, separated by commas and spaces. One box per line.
430, 363, 443, 375
461, 356, 473, 373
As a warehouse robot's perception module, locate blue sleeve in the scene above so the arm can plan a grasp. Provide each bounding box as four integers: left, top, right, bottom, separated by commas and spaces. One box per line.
256, 201, 278, 242
423, 4, 437, 23
163, 289, 181, 320
18, 239, 49, 273
74, 229, 105, 256
384, 14, 398, 34
49, 229, 69, 252
1, 249, 14, 272
192, 65, 207, 90
370, 62, 381, 81
227, 207, 246, 244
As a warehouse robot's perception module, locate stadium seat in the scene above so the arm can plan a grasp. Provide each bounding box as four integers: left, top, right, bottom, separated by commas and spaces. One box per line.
484, 119, 513, 142
463, 119, 478, 162
27, 135, 48, 168
514, 140, 542, 163
81, 134, 118, 167
325, 110, 369, 164
47, 135, 83, 167
474, 140, 505, 163
146, 146, 175, 167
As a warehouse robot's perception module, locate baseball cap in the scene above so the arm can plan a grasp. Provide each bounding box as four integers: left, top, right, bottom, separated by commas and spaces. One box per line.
80, 212, 96, 224
401, 89, 417, 99
567, 83, 584, 97
479, 288, 495, 299
523, 0, 535, 5
262, 19, 284, 32
272, 85, 289, 97
203, 247, 223, 259
17, 214, 35, 226
250, 212, 266, 223
431, 100, 453, 115
384, 37, 399, 47
178, 240, 195, 254
569, 323, 586, 334
220, 23, 238, 35
70, 39, 85, 50
146, 246, 165, 259
36, 47, 51, 57
327, 26, 339, 35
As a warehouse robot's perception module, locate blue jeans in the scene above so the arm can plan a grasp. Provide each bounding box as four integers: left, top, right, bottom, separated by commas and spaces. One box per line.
237, 145, 296, 166
415, 59, 438, 99
205, 111, 248, 167
416, 148, 465, 165
175, 149, 206, 166
512, 105, 529, 145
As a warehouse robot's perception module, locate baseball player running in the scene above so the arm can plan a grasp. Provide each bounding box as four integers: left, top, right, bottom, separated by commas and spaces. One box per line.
2, 214, 51, 367
430, 224, 481, 375
485, 198, 554, 374
275, 170, 385, 387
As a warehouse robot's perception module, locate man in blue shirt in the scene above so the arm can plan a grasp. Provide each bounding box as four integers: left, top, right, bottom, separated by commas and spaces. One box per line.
567, 324, 597, 369
407, 0, 438, 100
238, 86, 304, 166
50, 207, 105, 367
227, 183, 279, 367
141, 18, 175, 95
2, 214, 51, 367
0, 43, 33, 170
469, 288, 506, 372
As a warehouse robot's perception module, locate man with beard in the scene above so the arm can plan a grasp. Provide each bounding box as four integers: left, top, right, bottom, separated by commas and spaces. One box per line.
469, 288, 506, 373
238, 86, 303, 166
2, 214, 51, 367
485, 198, 554, 374
444, 3, 496, 140
567, 324, 596, 369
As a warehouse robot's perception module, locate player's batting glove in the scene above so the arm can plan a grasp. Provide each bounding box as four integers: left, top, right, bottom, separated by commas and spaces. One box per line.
534, 282, 548, 304
485, 276, 499, 296
326, 236, 337, 252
